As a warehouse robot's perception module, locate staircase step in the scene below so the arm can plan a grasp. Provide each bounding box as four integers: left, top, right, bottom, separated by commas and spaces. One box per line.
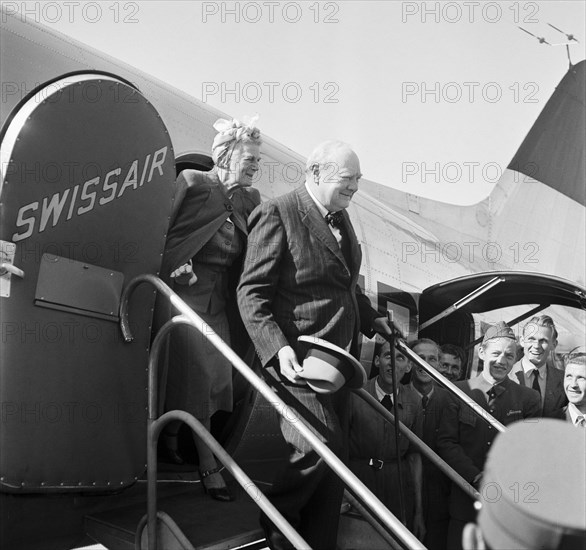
85, 481, 265, 550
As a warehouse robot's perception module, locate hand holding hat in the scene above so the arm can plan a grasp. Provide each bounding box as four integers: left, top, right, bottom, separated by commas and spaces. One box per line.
297, 336, 367, 394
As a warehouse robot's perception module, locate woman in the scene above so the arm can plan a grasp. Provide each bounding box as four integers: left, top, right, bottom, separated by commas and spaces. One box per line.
161, 117, 261, 501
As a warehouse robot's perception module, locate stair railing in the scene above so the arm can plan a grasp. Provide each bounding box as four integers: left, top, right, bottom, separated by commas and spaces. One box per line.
120, 274, 425, 550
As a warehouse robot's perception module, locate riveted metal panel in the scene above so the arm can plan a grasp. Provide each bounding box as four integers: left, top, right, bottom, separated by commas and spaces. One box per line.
0, 75, 175, 492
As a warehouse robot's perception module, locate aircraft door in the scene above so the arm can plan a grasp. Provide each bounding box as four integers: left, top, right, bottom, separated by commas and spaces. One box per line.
0, 74, 175, 492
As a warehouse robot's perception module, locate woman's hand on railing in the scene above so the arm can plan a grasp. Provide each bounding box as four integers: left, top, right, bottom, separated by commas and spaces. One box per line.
170, 261, 197, 286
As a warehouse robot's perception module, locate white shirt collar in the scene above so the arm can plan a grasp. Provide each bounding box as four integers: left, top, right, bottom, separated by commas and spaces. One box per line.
481, 368, 499, 386
521, 356, 545, 377
568, 403, 586, 427
305, 182, 329, 218
375, 378, 391, 402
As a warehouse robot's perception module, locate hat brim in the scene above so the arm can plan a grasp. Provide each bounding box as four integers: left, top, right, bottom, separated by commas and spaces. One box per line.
298, 336, 367, 392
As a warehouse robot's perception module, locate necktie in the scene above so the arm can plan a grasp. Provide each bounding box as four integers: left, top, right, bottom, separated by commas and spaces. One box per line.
325, 211, 351, 267
576, 416, 586, 428
325, 211, 344, 228
381, 394, 393, 412
532, 369, 541, 395
422, 395, 429, 410
487, 388, 497, 408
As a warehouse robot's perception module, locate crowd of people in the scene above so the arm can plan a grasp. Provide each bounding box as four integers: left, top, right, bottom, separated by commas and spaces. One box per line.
156, 117, 586, 550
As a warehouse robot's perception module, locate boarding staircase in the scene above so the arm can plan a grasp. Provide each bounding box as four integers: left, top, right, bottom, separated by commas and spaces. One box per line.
85, 274, 491, 550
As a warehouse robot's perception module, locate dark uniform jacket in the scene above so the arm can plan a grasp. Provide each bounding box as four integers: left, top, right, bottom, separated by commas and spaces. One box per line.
437, 375, 541, 521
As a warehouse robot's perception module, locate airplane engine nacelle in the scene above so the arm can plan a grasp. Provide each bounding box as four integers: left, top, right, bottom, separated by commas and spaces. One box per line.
0, 74, 175, 492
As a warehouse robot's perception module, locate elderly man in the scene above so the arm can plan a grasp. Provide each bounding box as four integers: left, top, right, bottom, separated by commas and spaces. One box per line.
509, 315, 567, 417
437, 322, 541, 550
237, 141, 390, 550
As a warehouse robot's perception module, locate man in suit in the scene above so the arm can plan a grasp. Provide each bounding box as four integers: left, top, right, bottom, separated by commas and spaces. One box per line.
437, 322, 541, 550
508, 315, 568, 418
408, 338, 451, 550
348, 341, 425, 538
237, 141, 391, 550
559, 354, 586, 427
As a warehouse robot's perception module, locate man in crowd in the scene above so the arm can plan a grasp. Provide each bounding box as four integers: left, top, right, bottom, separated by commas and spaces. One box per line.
509, 315, 567, 417
408, 338, 451, 550
348, 340, 425, 538
237, 141, 391, 550
437, 322, 541, 550
559, 354, 586, 427
439, 344, 466, 382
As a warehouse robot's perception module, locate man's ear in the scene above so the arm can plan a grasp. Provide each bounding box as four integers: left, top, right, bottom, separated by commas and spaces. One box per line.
462, 523, 486, 550
478, 345, 486, 362
312, 166, 320, 184
374, 355, 381, 369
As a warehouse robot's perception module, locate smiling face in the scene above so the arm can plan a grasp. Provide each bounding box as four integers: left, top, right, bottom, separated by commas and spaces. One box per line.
376, 342, 411, 392
222, 141, 261, 191
311, 145, 362, 211
479, 338, 517, 382
521, 323, 557, 369
564, 362, 586, 411
439, 353, 462, 382
411, 342, 440, 384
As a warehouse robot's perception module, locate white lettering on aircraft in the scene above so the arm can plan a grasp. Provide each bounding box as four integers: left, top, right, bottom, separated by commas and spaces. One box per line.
12, 147, 167, 242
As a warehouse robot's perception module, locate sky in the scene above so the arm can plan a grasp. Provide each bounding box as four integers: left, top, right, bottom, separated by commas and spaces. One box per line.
5, 0, 586, 204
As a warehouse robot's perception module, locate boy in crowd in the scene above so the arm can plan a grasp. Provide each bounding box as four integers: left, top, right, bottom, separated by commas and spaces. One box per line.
560, 354, 586, 427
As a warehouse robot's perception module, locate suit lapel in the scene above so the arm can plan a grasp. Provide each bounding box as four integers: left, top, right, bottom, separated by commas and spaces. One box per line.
515, 370, 525, 386
341, 209, 361, 276
296, 186, 350, 271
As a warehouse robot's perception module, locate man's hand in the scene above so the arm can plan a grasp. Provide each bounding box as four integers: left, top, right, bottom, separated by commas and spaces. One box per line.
277, 346, 307, 385
372, 317, 405, 339
472, 472, 483, 489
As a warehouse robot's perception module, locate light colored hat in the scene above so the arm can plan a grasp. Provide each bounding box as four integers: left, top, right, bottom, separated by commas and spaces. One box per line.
298, 336, 367, 394
478, 419, 586, 549
211, 115, 260, 167
482, 321, 516, 345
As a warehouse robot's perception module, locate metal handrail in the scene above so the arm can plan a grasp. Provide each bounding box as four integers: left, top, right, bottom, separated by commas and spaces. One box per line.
419, 276, 504, 331
396, 340, 506, 433
143, 316, 309, 550
135, 511, 194, 550
343, 491, 403, 550
352, 389, 481, 501
121, 274, 426, 550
